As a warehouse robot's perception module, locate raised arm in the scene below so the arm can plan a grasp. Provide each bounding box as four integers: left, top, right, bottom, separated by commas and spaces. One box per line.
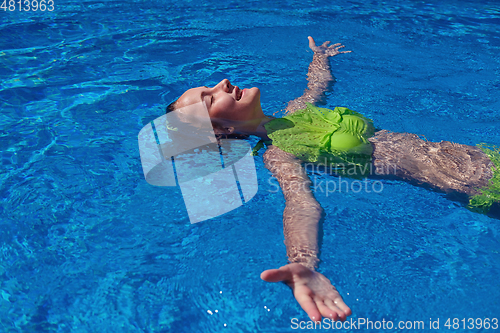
261, 37, 352, 322
285, 36, 351, 114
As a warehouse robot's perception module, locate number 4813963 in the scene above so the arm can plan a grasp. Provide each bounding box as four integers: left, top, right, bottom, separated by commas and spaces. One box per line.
1, 0, 55, 11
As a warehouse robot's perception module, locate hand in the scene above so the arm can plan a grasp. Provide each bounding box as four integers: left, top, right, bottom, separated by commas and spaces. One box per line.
308, 36, 351, 57
261, 263, 352, 322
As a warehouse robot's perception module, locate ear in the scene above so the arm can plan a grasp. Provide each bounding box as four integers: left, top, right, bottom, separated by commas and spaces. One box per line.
212, 122, 235, 135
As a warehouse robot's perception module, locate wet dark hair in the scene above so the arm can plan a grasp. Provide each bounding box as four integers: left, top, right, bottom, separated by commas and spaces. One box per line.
165, 99, 249, 140
166, 100, 178, 114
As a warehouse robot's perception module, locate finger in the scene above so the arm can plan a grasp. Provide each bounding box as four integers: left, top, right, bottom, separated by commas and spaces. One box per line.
308, 36, 316, 49
322, 287, 351, 318
325, 295, 352, 320
321, 40, 331, 47
334, 45, 346, 50
260, 267, 291, 283
340, 50, 352, 53
330, 43, 342, 48
324, 299, 347, 321
315, 297, 339, 321
294, 287, 322, 322
333, 297, 352, 317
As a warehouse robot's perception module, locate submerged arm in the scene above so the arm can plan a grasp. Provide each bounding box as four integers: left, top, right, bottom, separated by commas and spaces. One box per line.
263, 145, 322, 270
285, 36, 351, 114
263, 145, 352, 322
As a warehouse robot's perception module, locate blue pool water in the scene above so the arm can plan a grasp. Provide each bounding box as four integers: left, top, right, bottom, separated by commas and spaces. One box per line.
1, 0, 499, 332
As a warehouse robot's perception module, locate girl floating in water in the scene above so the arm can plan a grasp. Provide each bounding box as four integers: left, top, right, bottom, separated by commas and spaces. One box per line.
166, 36, 500, 322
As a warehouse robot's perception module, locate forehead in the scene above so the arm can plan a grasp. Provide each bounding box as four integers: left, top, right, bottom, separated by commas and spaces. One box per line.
176, 86, 205, 109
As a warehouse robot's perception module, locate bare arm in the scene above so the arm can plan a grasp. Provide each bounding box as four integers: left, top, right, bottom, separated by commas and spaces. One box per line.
261, 37, 352, 322
285, 36, 351, 114
263, 145, 321, 271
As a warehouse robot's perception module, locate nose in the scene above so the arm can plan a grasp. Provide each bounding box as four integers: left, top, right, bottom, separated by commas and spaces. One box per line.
215, 79, 232, 93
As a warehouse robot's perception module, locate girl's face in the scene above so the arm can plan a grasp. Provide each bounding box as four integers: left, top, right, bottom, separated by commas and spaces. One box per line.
175, 79, 265, 123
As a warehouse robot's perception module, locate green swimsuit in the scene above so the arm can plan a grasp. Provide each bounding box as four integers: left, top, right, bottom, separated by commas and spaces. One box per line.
469, 144, 500, 213
258, 102, 500, 213
263, 102, 375, 175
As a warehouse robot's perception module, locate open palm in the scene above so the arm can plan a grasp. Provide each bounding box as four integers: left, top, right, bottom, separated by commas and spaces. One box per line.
261, 263, 352, 321
308, 36, 351, 57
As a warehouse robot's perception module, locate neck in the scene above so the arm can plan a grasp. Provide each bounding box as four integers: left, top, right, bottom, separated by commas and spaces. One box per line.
241, 116, 274, 140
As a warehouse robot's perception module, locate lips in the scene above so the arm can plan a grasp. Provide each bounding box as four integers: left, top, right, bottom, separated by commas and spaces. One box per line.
235, 86, 242, 101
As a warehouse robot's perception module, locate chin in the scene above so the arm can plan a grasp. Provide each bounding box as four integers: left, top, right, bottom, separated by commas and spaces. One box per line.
251, 87, 261, 101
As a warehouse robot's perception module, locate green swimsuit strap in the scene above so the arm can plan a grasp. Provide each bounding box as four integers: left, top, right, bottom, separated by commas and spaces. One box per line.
251, 139, 272, 156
